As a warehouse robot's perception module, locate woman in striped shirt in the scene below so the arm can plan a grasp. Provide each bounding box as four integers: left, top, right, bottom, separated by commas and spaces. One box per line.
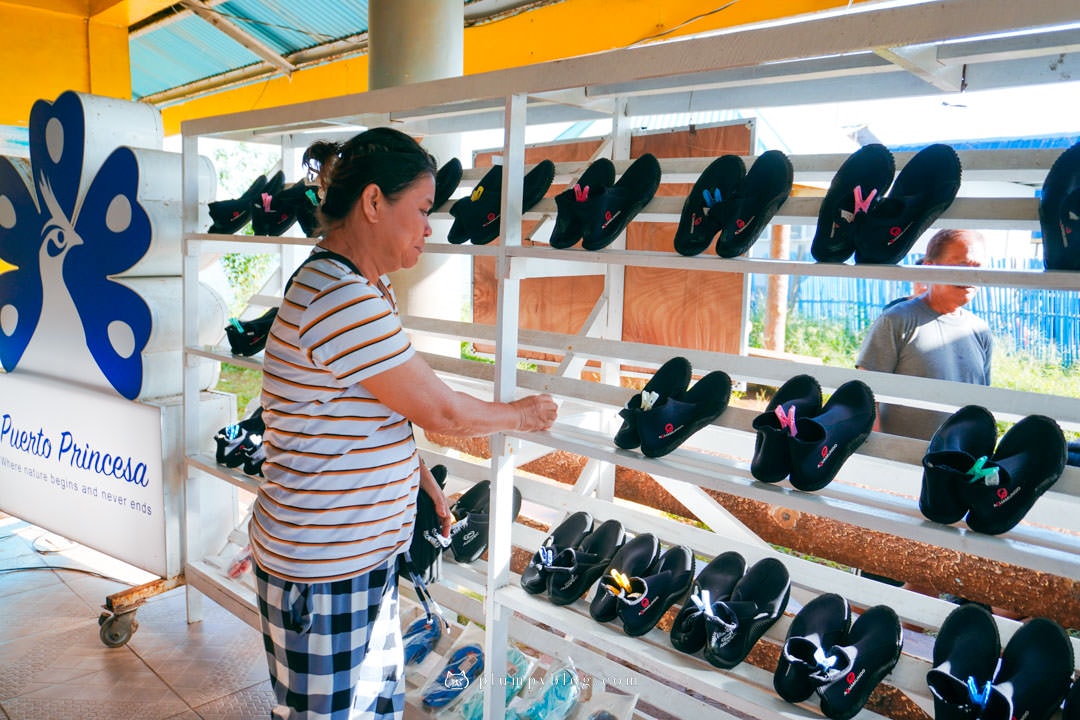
249, 127, 557, 720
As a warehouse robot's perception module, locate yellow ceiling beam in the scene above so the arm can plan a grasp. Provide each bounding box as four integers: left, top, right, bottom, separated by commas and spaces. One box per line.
159, 0, 865, 136
1, 0, 175, 24
1, 0, 88, 14
464, 0, 866, 71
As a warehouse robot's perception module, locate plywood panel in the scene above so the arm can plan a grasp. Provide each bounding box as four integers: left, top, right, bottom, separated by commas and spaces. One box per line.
625, 124, 752, 353
473, 140, 607, 344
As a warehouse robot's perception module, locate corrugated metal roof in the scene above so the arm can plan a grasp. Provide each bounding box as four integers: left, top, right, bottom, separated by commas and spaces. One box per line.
219, 0, 368, 54
128, 0, 541, 103
131, 14, 263, 98
129, 0, 371, 100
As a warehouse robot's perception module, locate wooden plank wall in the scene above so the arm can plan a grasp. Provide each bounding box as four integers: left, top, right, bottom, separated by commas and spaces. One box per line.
624, 124, 752, 352
471, 123, 753, 369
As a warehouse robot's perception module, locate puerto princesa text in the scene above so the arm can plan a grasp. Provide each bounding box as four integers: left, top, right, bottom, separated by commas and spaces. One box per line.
1, 413, 148, 487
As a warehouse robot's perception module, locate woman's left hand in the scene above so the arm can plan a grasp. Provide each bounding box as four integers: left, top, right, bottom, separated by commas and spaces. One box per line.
419, 464, 453, 539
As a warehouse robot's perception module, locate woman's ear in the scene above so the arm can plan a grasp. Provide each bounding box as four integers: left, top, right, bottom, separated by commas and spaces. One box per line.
359, 183, 381, 222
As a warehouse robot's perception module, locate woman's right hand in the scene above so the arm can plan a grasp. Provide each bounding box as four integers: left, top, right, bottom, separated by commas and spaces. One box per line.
512, 394, 558, 432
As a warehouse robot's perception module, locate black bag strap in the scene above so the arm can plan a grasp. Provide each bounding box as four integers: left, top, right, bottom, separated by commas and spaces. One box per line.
283, 248, 362, 296
400, 551, 449, 629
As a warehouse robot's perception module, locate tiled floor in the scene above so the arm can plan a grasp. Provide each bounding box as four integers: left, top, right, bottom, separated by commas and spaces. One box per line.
0, 514, 274, 720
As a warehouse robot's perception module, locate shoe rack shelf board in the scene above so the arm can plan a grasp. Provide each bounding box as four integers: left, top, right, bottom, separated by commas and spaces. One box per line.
415, 459, 1078, 720
179, 1, 1080, 717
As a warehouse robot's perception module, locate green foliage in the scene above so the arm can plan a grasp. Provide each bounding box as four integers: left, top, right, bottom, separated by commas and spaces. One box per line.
460, 341, 494, 365
221, 253, 276, 316
459, 342, 538, 371
215, 363, 264, 417
211, 142, 280, 199
207, 141, 283, 316
992, 342, 1080, 398
749, 309, 860, 367
752, 309, 1080, 404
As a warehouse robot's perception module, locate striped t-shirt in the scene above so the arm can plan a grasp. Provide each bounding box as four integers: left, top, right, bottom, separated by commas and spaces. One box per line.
249, 252, 418, 583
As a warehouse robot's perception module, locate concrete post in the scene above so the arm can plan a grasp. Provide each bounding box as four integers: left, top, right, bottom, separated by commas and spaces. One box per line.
369, 0, 466, 356
369, 0, 464, 89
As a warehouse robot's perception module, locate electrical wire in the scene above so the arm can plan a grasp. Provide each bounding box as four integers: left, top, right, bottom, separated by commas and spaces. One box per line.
627, 2, 738, 47
0, 565, 137, 586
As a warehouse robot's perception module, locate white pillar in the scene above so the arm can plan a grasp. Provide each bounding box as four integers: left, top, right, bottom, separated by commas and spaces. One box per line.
369, 0, 466, 357
369, 0, 463, 89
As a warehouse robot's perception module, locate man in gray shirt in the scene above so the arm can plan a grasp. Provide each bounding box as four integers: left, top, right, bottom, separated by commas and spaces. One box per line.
857, 229, 992, 438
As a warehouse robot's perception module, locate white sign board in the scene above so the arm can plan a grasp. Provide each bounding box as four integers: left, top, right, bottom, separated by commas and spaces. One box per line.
0, 372, 167, 575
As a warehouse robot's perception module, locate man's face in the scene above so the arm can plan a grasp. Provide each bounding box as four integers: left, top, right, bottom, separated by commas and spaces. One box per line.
927, 235, 985, 310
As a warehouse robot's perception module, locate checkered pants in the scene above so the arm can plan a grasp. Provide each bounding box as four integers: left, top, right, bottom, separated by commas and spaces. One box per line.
255, 558, 404, 720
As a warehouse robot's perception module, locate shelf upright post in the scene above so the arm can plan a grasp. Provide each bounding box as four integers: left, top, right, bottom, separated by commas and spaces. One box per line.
484, 91, 527, 720
180, 130, 204, 623
595, 96, 632, 503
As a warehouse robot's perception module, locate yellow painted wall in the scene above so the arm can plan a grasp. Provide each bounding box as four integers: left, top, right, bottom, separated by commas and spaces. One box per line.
88, 16, 131, 98
1, 4, 91, 128
0, 1, 132, 128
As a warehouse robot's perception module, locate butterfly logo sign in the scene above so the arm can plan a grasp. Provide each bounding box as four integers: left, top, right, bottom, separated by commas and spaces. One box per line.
0, 91, 152, 400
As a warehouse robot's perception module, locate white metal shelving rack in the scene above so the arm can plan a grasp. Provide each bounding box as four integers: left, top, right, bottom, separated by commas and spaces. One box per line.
181, 1, 1080, 717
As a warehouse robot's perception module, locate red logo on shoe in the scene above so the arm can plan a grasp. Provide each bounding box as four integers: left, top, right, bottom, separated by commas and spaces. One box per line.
601, 210, 621, 229
886, 223, 912, 245
574, 184, 590, 203
843, 669, 865, 695
817, 443, 838, 468
734, 215, 756, 234
640, 597, 650, 609
693, 214, 703, 227
658, 422, 684, 439
992, 486, 1020, 508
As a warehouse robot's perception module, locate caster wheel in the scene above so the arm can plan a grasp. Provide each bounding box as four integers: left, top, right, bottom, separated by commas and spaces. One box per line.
99, 612, 139, 647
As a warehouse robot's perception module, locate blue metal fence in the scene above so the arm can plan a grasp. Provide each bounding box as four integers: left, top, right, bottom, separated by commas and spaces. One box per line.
750, 258, 1080, 367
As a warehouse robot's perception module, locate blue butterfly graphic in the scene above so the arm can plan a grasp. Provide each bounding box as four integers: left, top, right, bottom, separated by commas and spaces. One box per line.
0, 91, 152, 400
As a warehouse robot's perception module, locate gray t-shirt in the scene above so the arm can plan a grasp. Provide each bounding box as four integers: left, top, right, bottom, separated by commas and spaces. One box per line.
857, 295, 992, 438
